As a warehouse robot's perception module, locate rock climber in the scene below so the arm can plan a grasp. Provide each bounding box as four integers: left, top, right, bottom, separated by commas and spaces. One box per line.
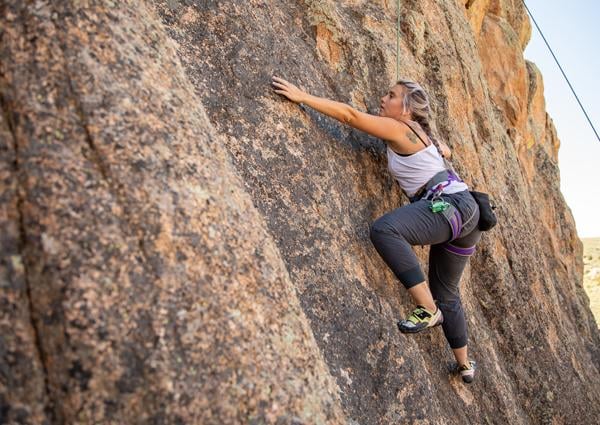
271, 75, 479, 383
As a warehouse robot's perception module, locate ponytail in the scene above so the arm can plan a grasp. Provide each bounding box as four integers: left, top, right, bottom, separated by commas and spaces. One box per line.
412, 115, 443, 158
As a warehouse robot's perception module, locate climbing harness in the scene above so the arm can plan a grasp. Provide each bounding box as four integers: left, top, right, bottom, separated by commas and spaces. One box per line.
418, 169, 494, 251
399, 118, 497, 238
410, 169, 482, 256
422, 170, 462, 202
409, 169, 466, 243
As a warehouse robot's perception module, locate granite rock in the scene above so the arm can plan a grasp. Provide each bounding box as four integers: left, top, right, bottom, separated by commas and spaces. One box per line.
1, 0, 598, 424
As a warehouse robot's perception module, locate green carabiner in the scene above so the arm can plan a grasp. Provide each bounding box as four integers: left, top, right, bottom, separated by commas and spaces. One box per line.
430, 198, 451, 213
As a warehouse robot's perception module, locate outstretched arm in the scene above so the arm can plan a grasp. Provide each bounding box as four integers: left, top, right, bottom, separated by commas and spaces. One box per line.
272, 76, 354, 123
272, 76, 410, 149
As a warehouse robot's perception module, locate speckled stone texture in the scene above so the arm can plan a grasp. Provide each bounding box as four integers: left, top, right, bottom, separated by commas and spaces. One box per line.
1, 0, 599, 424
0, 1, 345, 424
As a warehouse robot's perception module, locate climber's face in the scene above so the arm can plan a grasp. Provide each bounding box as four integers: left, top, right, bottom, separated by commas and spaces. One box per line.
379, 84, 409, 120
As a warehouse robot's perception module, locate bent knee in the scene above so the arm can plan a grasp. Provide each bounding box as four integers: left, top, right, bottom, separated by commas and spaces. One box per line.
369, 218, 396, 241
436, 298, 462, 313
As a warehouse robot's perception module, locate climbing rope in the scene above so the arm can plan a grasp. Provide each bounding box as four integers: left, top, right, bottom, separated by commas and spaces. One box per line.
396, 0, 400, 81
394, 0, 598, 143
520, 0, 599, 143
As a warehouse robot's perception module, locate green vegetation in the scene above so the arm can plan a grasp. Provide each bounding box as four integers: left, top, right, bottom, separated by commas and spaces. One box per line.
583, 238, 600, 328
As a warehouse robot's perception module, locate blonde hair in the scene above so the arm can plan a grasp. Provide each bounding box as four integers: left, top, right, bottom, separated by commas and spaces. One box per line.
395, 79, 444, 157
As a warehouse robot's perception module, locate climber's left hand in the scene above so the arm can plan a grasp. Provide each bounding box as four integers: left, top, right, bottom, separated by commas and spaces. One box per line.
271, 76, 307, 103
439, 141, 452, 158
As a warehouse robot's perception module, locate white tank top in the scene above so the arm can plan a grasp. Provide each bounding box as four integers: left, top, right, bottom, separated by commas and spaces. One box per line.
386, 143, 468, 197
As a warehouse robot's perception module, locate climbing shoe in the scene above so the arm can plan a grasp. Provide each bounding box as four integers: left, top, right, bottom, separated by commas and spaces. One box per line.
456, 360, 476, 383
397, 304, 443, 334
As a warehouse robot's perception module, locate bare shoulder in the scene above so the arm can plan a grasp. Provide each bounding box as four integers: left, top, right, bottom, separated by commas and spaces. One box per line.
386, 120, 430, 154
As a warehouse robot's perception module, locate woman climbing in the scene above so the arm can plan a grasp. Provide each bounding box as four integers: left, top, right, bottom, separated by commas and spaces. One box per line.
271, 76, 480, 383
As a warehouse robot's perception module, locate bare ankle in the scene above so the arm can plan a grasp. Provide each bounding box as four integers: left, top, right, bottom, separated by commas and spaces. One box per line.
423, 303, 437, 312
452, 345, 468, 366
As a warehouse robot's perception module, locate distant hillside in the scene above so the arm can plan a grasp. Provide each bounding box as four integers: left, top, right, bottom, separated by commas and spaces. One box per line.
583, 238, 600, 328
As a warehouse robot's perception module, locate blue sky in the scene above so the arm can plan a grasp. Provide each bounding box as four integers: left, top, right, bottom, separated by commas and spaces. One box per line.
522, 0, 600, 238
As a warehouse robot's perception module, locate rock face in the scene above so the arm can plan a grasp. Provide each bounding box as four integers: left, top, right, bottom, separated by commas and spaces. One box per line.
1, 0, 598, 424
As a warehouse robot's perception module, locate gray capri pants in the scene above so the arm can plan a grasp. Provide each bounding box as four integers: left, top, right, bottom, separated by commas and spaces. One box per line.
369, 189, 482, 349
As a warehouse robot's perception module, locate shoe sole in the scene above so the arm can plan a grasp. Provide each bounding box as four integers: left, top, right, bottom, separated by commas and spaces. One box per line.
397, 317, 443, 334
445, 361, 477, 383
462, 375, 474, 383
460, 361, 476, 383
